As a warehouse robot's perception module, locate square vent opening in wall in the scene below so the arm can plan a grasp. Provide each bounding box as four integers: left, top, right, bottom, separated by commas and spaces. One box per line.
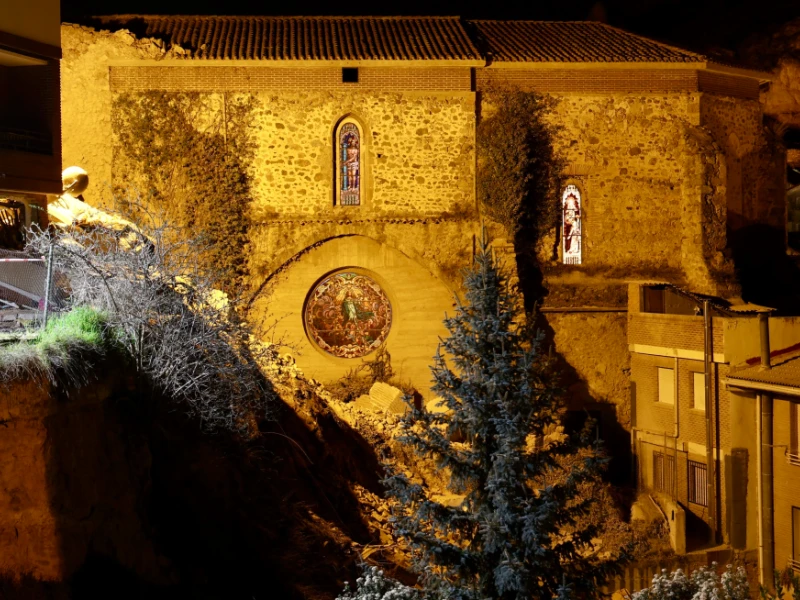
342, 68, 359, 83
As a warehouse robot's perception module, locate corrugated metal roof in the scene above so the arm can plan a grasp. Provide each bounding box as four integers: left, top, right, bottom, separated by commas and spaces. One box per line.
94, 15, 482, 61
469, 20, 706, 63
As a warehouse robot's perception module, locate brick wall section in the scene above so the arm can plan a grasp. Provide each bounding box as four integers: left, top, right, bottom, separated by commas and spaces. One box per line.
633, 354, 726, 446
773, 397, 800, 571
697, 71, 760, 100
477, 68, 699, 93
629, 313, 725, 354
678, 358, 708, 446
477, 69, 761, 99
110, 66, 473, 92
632, 352, 676, 434
633, 349, 732, 542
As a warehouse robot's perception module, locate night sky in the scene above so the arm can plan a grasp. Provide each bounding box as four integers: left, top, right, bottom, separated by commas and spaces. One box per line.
61, 0, 799, 60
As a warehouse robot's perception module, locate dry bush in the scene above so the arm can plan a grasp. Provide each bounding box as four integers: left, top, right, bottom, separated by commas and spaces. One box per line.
26, 202, 275, 433
328, 346, 417, 404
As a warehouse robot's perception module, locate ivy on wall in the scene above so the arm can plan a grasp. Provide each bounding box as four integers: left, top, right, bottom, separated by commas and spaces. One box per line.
477, 87, 564, 244
477, 87, 565, 307
112, 92, 256, 292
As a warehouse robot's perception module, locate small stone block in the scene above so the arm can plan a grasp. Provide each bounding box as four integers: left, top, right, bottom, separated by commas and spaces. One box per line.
368, 382, 403, 413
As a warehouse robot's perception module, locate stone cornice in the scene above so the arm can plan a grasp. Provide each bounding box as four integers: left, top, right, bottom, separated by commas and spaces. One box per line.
252, 216, 476, 226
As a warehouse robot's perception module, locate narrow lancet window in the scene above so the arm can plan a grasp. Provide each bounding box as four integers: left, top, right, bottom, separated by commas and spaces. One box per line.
562, 184, 582, 265
337, 121, 361, 206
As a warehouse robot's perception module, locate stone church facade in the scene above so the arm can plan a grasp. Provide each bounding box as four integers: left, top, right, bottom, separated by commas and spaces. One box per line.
60, 16, 784, 451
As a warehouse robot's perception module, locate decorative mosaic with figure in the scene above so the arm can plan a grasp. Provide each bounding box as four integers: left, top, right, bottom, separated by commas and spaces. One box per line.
562, 184, 582, 265
305, 272, 392, 358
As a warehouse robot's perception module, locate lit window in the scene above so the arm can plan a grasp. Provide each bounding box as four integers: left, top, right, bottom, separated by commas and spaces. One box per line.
562, 184, 582, 265
658, 367, 674, 405
688, 460, 708, 506
336, 120, 361, 206
693, 372, 705, 411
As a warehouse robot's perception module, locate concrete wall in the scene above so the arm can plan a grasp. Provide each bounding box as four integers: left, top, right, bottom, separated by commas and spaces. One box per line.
0, 0, 60, 47
723, 316, 800, 366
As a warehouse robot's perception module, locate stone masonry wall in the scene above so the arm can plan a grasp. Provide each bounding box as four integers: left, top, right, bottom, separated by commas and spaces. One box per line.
60, 24, 783, 449
61, 25, 176, 209
244, 90, 475, 219
700, 94, 786, 233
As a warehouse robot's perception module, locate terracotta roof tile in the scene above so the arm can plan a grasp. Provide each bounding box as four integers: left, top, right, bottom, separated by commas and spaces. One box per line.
95, 15, 482, 61
469, 20, 706, 63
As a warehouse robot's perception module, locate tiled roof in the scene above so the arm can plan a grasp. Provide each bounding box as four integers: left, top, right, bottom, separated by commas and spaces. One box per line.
727, 354, 800, 392
95, 15, 482, 61
469, 20, 706, 63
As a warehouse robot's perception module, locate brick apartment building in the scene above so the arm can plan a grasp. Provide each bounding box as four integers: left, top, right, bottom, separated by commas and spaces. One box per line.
726, 350, 800, 581
630, 281, 800, 582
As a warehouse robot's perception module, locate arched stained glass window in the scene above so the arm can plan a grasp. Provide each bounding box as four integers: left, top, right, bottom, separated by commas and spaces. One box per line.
562, 184, 582, 265
337, 121, 361, 206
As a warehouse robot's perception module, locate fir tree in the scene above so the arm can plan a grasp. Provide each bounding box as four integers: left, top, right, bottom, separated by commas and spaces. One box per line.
384, 234, 628, 600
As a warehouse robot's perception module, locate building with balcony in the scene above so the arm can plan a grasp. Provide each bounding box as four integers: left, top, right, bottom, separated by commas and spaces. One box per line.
0, 0, 61, 249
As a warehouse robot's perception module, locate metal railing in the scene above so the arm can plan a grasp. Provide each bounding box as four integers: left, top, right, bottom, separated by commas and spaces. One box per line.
0, 245, 65, 336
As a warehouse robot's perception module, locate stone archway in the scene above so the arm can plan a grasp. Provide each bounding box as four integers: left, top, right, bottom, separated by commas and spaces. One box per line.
249, 235, 457, 397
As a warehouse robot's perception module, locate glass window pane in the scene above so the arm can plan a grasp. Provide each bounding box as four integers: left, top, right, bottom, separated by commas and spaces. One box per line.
338, 122, 360, 206
562, 185, 582, 265
658, 368, 674, 405
693, 372, 705, 411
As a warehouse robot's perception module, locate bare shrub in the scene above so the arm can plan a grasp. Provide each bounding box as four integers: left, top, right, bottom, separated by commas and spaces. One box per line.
328, 346, 416, 403
26, 202, 274, 433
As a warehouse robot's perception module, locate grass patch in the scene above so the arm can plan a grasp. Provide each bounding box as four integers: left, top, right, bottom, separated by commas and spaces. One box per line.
0, 306, 120, 388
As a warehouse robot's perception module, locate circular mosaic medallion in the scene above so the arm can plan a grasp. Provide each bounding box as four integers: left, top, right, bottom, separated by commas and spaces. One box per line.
305, 272, 392, 359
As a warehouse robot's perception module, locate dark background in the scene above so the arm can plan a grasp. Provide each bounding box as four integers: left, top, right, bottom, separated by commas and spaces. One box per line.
61, 0, 799, 60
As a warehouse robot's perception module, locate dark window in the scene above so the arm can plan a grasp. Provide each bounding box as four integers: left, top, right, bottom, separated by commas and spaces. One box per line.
641, 285, 699, 315
642, 286, 665, 313
688, 460, 708, 506
653, 451, 676, 496
791, 403, 800, 458
792, 506, 800, 571
342, 68, 359, 83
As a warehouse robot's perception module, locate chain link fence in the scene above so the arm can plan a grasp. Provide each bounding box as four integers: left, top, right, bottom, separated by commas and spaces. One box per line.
0, 246, 69, 336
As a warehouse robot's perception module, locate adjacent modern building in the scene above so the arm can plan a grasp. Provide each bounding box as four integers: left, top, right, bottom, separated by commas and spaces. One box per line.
0, 0, 61, 247
630, 281, 800, 581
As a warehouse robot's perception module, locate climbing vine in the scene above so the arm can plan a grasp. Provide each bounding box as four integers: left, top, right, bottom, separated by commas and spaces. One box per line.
477, 87, 564, 243
112, 92, 256, 293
